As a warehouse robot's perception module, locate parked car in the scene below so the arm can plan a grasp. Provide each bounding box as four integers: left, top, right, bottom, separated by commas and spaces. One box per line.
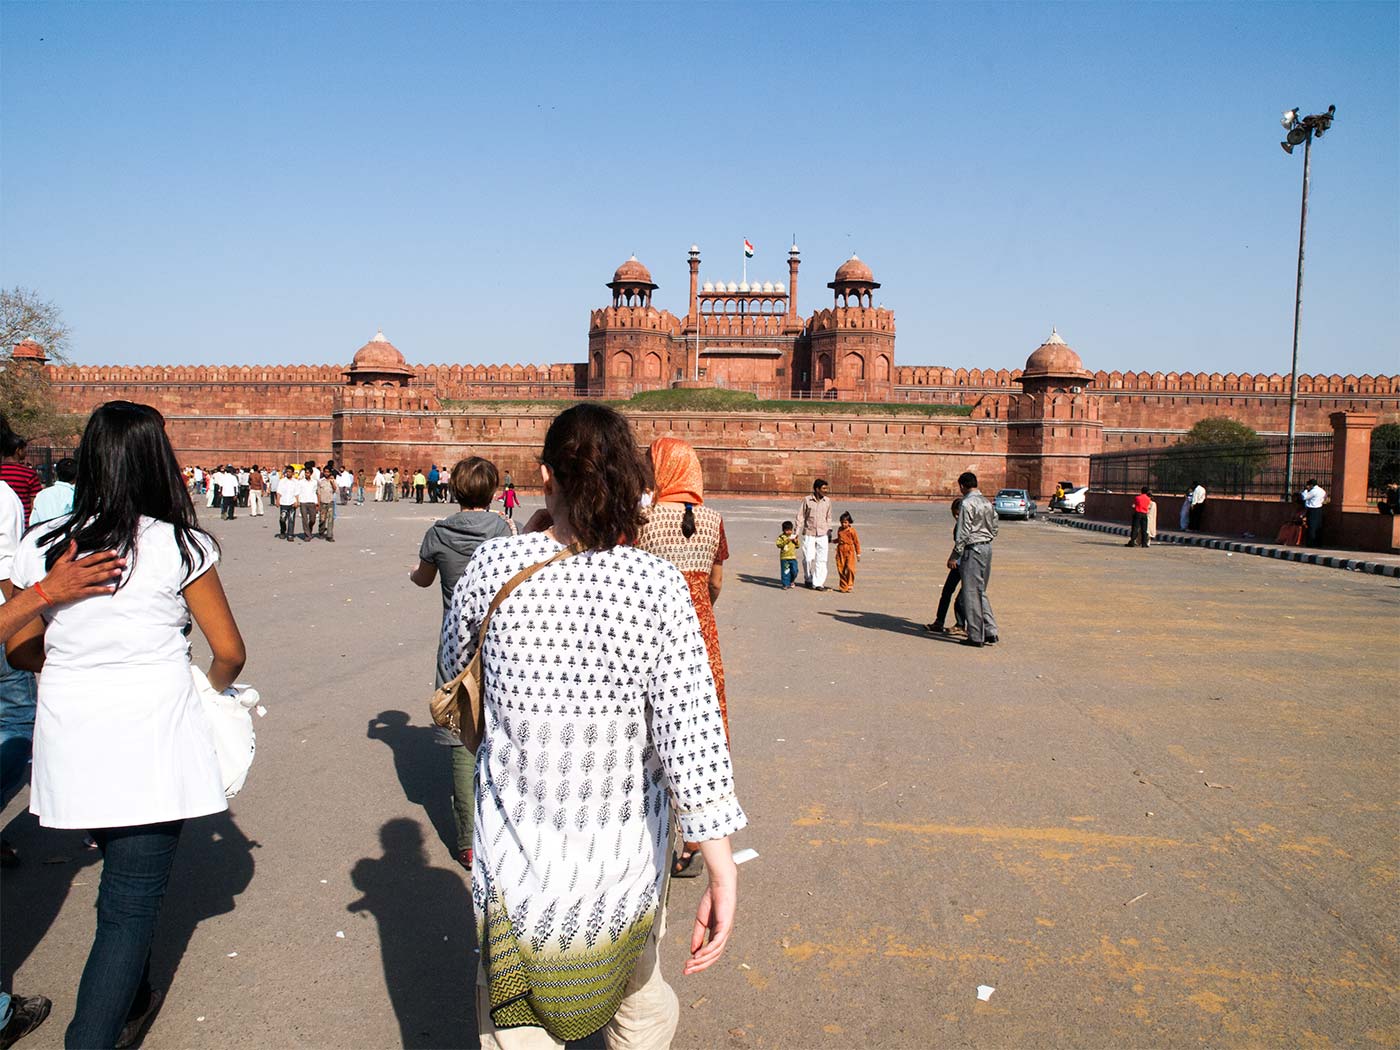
993, 489, 1038, 520
1050, 484, 1088, 514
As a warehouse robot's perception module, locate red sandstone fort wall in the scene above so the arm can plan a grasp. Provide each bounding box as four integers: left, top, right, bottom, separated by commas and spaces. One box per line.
332, 404, 1009, 498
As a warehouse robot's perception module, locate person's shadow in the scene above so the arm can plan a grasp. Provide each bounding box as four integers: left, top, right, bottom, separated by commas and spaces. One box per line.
737, 572, 786, 589
349, 818, 478, 1049
819, 609, 932, 638
366, 711, 457, 856
0, 819, 103, 990
2, 809, 258, 1044
150, 810, 259, 989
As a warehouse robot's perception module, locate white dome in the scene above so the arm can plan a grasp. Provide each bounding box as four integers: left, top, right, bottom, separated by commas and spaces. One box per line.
739, 281, 750, 292
702, 281, 714, 292
774, 281, 786, 292
726, 281, 738, 292
762, 281, 774, 292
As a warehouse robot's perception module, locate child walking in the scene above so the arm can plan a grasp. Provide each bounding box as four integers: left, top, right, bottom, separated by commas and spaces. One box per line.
775, 520, 800, 589
835, 512, 862, 592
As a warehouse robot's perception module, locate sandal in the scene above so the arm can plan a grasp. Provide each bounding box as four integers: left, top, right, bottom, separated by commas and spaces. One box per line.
671, 848, 705, 879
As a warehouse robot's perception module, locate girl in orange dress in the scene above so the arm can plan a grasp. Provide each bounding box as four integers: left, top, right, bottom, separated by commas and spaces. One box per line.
835, 512, 862, 592
635, 437, 730, 877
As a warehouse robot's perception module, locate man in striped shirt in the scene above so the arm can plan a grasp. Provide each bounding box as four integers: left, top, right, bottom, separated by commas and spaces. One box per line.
0, 435, 42, 521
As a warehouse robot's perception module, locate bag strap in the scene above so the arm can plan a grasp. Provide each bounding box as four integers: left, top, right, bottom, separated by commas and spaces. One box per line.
473, 541, 584, 656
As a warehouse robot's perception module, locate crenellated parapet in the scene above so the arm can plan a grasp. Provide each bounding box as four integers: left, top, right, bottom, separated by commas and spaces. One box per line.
805, 305, 896, 334
892, 366, 1399, 396
587, 305, 684, 334
46, 363, 344, 385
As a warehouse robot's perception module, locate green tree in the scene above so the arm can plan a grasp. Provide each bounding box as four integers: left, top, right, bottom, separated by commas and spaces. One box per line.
0, 287, 85, 445
1152, 417, 1268, 495
1369, 422, 1400, 495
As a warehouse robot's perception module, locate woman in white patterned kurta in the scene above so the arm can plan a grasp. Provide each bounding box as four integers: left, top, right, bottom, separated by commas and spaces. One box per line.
443, 405, 746, 1048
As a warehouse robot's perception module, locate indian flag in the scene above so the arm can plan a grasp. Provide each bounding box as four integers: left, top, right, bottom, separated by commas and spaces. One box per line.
743, 239, 754, 258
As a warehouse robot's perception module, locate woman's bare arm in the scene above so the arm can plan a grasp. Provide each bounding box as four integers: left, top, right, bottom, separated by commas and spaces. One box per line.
708, 562, 723, 605
184, 567, 246, 692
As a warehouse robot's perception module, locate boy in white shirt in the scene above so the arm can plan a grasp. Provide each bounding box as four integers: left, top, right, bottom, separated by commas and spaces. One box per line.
296, 470, 318, 540
276, 467, 298, 541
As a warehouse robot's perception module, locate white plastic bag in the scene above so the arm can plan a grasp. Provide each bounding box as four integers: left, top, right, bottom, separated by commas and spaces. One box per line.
191, 666, 261, 798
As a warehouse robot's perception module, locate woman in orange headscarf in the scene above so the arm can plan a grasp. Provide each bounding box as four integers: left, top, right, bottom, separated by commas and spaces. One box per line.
636, 437, 730, 878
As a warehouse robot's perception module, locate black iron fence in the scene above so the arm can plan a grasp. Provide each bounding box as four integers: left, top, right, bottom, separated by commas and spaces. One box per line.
1089, 434, 1334, 499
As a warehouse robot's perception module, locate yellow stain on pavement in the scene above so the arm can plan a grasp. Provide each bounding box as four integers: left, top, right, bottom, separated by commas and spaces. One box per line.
1035, 917, 1056, 927
1185, 989, 1229, 1015
795, 804, 827, 827
864, 820, 1183, 850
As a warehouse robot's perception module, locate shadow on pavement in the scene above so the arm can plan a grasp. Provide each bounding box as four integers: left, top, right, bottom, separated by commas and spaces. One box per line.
349, 818, 478, 1049
152, 810, 259, 990
0, 817, 102, 988
736, 573, 785, 589
366, 711, 457, 856
819, 609, 931, 638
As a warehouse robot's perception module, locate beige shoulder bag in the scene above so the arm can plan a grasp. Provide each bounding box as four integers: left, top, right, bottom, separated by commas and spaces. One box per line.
429, 542, 583, 749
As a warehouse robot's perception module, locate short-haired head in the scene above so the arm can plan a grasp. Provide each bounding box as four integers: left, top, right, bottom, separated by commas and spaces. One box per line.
55, 457, 78, 483
813, 479, 828, 495
781, 520, 794, 532
957, 471, 978, 492
450, 456, 499, 508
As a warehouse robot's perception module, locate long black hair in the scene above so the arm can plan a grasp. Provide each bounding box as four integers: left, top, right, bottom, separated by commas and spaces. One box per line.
40, 401, 215, 577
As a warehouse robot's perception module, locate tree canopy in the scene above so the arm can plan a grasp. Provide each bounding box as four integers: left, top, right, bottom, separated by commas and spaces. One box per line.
0, 288, 85, 445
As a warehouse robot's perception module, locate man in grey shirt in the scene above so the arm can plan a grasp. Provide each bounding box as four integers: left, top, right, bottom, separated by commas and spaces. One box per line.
947, 471, 999, 647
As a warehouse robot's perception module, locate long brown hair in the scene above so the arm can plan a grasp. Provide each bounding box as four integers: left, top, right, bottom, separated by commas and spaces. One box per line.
541, 404, 647, 550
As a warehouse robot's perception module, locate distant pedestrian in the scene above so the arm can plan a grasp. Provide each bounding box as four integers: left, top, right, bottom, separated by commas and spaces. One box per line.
236, 467, 250, 508
297, 469, 317, 540
247, 464, 265, 517
835, 512, 861, 592
797, 478, 833, 590
502, 483, 519, 520
413, 470, 427, 504
427, 464, 440, 503
1300, 479, 1328, 546
925, 498, 966, 636
276, 467, 298, 540
1188, 481, 1206, 531
218, 466, 239, 520
316, 471, 336, 541
1178, 492, 1191, 531
29, 458, 77, 527
949, 471, 999, 648
356, 470, 366, 505
775, 520, 799, 589
1128, 486, 1152, 547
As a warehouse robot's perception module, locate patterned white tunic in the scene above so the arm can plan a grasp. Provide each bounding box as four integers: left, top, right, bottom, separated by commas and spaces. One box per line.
442, 532, 746, 1038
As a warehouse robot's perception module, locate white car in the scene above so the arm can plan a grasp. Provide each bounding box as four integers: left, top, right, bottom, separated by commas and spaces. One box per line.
1052, 485, 1087, 514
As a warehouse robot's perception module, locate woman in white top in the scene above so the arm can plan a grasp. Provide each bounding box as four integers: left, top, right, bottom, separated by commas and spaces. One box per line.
8, 401, 246, 1049
443, 404, 744, 1047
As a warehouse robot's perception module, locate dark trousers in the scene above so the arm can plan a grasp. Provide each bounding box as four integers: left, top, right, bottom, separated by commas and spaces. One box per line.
1188, 502, 1203, 531
237, 485, 249, 508
780, 559, 798, 588
1129, 511, 1150, 547
1305, 506, 1323, 546
279, 504, 297, 537
934, 566, 965, 628
959, 542, 998, 644
415, 485, 425, 504
66, 820, 184, 1049
220, 495, 236, 519
299, 504, 316, 537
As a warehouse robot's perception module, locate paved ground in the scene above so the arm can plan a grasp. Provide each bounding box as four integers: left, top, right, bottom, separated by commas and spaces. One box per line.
2, 495, 1397, 1049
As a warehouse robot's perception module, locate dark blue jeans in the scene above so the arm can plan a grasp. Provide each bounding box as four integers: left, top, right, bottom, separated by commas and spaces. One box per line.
66, 820, 184, 1049
780, 559, 798, 588
0, 646, 37, 809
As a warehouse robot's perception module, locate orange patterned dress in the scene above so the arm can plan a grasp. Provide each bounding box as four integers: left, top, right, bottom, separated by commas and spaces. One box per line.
636, 503, 730, 737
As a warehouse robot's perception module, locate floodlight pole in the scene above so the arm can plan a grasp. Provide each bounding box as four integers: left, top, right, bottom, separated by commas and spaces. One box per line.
1285, 126, 1311, 498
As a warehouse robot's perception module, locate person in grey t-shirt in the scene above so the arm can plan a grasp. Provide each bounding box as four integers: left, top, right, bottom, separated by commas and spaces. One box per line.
409, 457, 515, 870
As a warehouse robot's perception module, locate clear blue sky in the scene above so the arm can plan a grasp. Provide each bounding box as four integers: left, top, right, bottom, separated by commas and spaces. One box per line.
2, 2, 1396, 377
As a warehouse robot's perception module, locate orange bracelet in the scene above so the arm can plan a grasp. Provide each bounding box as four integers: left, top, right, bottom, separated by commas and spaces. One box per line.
33, 581, 54, 606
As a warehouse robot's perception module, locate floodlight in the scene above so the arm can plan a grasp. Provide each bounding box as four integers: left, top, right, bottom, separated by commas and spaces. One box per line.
1280, 109, 1297, 127
1286, 127, 1307, 146
1280, 140, 1294, 155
